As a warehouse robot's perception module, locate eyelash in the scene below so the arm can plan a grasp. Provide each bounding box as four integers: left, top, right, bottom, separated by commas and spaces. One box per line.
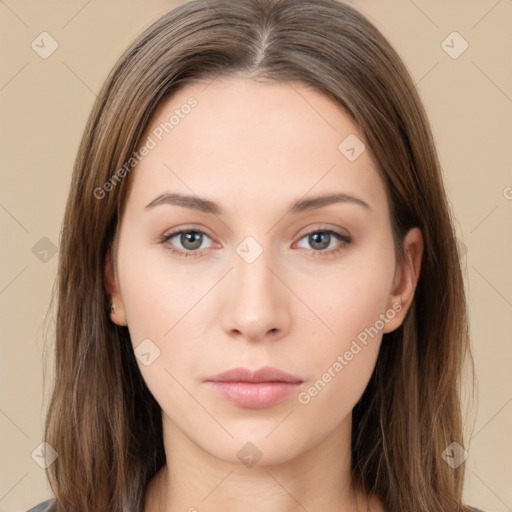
158, 226, 351, 259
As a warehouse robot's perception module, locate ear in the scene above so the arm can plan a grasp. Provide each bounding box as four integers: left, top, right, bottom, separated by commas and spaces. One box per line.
382, 227, 423, 334
105, 248, 128, 326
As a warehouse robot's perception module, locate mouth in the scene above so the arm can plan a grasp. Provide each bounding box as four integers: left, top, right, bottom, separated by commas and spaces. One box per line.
204, 366, 304, 409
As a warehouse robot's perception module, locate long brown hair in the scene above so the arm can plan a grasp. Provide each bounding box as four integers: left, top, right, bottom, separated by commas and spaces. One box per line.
42, 0, 476, 510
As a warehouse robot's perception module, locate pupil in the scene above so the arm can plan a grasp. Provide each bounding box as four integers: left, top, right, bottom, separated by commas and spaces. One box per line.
311, 232, 329, 250
183, 231, 202, 249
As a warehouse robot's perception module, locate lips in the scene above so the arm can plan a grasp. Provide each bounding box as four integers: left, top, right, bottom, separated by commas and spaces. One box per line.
204, 366, 304, 409
205, 366, 303, 384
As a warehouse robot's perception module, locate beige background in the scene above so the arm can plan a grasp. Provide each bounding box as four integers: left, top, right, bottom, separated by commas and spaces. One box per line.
1, 1, 511, 511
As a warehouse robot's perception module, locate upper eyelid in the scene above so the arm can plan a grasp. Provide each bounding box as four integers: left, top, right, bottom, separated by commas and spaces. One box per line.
164, 226, 216, 243
164, 224, 348, 235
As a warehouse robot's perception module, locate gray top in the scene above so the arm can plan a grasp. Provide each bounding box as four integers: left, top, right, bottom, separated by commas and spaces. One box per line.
26, 499, 55, 512
26, 498, 487, 512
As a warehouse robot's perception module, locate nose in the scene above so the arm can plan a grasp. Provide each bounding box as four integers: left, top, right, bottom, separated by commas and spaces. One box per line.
221, 245, 291, 343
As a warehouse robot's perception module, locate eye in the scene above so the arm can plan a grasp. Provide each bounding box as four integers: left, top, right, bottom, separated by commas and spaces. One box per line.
159, 226, 351, 259
295, 228, 351, 257
159, 228, 214, 258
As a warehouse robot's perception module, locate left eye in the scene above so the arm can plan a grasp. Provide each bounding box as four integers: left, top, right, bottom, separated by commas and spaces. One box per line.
295, 229, 350, 253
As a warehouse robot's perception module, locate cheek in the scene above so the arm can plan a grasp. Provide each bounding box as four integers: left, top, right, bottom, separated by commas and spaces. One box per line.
298, 341, 379, 425
117, 237, 194, 340
296, 278, 389, 419
329, 276, 391, 343
299, 242, 394, 394
312, 249, 394, 347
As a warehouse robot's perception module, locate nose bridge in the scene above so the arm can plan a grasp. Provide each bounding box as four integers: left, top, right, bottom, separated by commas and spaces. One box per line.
222, 233, 288, 340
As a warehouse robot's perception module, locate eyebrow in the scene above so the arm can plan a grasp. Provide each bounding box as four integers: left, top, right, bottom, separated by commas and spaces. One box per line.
144, 191, 371, 215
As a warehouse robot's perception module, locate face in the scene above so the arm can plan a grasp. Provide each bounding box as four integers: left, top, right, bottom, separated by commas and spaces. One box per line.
106, 77, 421, 466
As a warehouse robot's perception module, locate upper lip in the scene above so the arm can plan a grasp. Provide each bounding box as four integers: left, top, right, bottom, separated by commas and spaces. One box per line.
205, 366, 303, 383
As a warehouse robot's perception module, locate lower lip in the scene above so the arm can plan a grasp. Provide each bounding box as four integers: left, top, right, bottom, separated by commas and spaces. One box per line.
205, 381, 302, 408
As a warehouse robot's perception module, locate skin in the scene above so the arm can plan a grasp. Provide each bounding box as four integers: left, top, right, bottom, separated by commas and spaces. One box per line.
105, 77, 423, 512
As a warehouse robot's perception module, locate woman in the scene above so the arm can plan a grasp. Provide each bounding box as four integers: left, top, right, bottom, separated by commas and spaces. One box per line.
28, 0, 484, 511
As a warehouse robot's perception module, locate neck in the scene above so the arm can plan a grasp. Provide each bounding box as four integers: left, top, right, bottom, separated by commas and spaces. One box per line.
144, 412, 383, 512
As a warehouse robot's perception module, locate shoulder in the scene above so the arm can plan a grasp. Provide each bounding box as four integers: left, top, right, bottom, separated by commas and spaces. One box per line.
26, 498, 56, 512
25, 499, 486, 512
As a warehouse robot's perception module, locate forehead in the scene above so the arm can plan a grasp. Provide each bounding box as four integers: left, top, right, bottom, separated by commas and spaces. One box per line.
126, 77, 387, 216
